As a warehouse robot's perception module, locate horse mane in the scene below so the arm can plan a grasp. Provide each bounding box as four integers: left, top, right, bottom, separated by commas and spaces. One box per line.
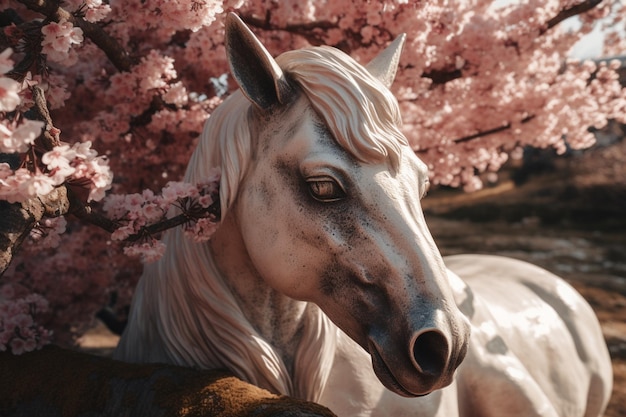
117, 44, 406, 402
278, 45, 407, 170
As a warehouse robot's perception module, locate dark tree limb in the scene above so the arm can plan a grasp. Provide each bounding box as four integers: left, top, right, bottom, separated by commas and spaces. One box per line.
452, 115, 536, 144
31, 86, 60, 149
239, 13, 338, 47
69, 197, 221, 243
544, 0, 604, 33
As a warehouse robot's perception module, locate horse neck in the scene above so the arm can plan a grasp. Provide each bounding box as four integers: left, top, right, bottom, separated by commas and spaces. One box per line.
209, 213, 308, 373
206, 213, 339, 401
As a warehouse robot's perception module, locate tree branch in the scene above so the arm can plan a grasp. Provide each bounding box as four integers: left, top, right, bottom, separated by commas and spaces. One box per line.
416, 115, 536, 153
17, 0, 133, 72
31, 85, 60, 149
0, 85, 69, 275
69, 194, 221, 243
452, 123, 512, 144
239, 13, 338, 47
0, 187, 69, 276
544, 0, 604, 33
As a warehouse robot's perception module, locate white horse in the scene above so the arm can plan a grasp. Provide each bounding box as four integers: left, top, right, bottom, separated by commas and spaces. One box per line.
115, 13, 612, 417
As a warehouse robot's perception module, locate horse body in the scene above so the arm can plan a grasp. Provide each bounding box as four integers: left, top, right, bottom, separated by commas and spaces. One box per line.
448, 255, 612, 417
114, 14, 612, 417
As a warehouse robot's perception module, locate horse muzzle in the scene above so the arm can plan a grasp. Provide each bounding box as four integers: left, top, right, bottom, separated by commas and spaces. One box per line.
367, 320, 469, 397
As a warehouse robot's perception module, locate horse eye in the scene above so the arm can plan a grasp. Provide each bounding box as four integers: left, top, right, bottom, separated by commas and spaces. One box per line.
308, 179, 345, 202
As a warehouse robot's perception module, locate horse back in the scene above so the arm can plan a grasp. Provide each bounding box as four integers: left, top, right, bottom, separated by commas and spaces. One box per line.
444, 254, 612, 417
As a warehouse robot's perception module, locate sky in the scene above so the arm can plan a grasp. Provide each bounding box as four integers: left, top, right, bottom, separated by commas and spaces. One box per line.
561, 17, 606, 59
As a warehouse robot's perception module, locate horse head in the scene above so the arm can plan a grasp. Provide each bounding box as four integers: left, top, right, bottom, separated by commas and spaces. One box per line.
209, 13, 471, 397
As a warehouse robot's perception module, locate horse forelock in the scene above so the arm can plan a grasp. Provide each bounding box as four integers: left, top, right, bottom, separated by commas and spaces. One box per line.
277, 46, 408, 171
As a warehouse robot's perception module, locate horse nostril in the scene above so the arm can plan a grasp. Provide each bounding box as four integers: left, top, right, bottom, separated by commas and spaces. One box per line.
411, 330, 449, 377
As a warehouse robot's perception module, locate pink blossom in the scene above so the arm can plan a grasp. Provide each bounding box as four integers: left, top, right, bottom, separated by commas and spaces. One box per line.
23, 173, 56, 198
0, 76, 21, 112
41, 20, 84, 64
123, 240, 167, 263
0, 48, 14, 74
5, 171, 56, 201
44, 74, 71, 110
0, 294, 52, 354
102, 194, 128, 218
9, 338, 26, 355
0, 168, 32, 203
72, 0, 113, 23
184, 217, 219, 243
111, 224, 136, 241
0, 119, 44, 154
142, 203, 163, 222
124, 193, 145, 211
161, 181, 198, 204
137, 51, 177, 92
42, 144, 76, 183
22, 338, 37, 352
11, 119, 44, 151
0, 284, 15, 300
0, 163, 11, 180
30, 217, 67, 249
201, 167, 221, 190
72, 141, 98, 159
24, 294, 49, 312
197, 194, 214, 208
11, 313, 33, 329
162, 81, 189, 106
57, 141, 113, 202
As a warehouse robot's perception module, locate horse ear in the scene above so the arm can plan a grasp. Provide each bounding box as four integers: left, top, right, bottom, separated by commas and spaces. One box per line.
224, 13, 292, 110
365, 34, 406, 88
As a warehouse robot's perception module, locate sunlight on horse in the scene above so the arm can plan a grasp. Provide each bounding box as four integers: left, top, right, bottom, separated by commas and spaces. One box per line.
115, 13, 612, 417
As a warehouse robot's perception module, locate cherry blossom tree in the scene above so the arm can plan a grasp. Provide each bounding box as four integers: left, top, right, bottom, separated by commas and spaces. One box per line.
0, 0, 625, 353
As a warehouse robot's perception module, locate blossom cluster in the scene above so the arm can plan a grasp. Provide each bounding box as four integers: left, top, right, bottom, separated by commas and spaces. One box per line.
0, 140, 113, 203
41, 19, 84, 65
103, 168, 221, 263
63, 0, 112, 23
107, 0, 237, 44
0, 48, 44, 154
3, 225, 133, 348
29, 217, 68, 249
0, 287, 53, 354
0, 49, 21, 112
